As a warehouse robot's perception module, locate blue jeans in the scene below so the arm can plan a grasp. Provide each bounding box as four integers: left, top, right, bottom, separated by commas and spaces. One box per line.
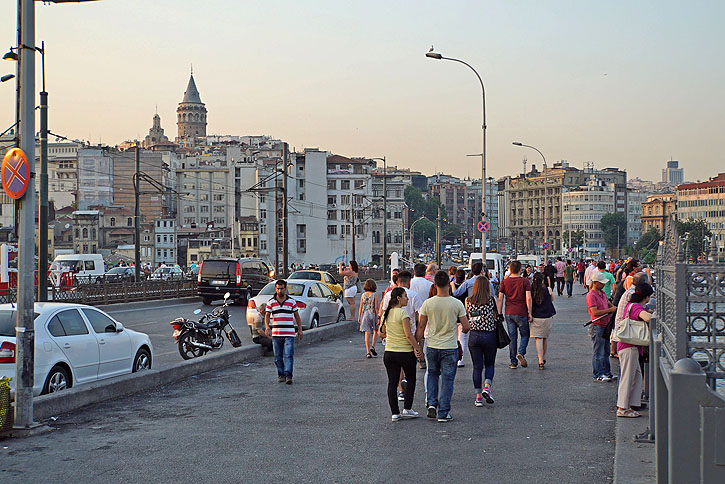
272, 336, 295, 377
506, 315, 530, 365
565, 280, 573, 297
468, 330, 497, 391
588, 325, 611, 378
425, 347, 458, 417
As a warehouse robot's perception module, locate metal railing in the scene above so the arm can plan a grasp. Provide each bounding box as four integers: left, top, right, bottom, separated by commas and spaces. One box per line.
650, 220, 725, 483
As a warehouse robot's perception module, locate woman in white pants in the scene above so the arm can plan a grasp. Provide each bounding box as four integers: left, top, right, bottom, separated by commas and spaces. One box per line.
615, 283, 653, 418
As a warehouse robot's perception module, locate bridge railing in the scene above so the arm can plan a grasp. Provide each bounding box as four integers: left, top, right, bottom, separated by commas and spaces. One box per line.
650, 220, 725, 483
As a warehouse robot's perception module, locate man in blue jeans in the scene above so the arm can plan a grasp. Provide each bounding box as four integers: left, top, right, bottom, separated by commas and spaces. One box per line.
416, 271, 470, 422
265, 279, 304, 384
497, 261, 532, 369
586, 272, 617, 381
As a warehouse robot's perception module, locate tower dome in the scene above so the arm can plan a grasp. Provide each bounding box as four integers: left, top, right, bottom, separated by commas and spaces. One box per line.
176, 70, 207, 145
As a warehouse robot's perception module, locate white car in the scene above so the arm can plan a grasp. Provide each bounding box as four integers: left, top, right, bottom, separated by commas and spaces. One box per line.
150, 267, 184, 281
246, 280, 346, 330
0, 303, 153, 396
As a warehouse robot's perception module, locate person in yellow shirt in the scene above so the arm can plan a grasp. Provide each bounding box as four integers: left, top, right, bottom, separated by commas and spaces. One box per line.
382, 287, 423, 422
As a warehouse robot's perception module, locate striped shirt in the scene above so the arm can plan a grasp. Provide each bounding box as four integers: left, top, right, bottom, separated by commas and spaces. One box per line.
267, 296, 299, 337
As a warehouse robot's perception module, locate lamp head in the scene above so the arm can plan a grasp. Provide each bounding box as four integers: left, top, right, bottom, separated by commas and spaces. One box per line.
425, 52, 442, 60
2, 50, 18, 61
1, 74, 15, 82
512, 141, 523, 146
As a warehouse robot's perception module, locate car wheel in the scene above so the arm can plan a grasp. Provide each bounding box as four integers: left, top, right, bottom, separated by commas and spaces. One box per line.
132, 348, 152, 372
310, 314, 319, 329
42, 365, 71, 395
337, 309, 346, 322
202, 297, 212, 306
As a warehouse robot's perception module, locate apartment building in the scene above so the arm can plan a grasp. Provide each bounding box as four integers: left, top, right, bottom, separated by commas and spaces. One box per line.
676, 173, 725, 258
176, 153, 235, 229
154, 218, 177, 266
641, 194, 676, 234
562, 178, 616, 256
371, 165, 411, 265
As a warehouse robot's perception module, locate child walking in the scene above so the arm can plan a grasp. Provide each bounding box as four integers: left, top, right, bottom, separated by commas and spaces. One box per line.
358, 279, 379, 358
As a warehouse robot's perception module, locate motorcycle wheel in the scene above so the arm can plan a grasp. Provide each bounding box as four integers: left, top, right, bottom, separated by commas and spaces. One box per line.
178, 332, 205, 360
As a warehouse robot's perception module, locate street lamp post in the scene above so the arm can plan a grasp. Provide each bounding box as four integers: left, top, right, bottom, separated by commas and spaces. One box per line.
426, 49, 487, 263
410, 216, 428, 263
513, 142, 548, 259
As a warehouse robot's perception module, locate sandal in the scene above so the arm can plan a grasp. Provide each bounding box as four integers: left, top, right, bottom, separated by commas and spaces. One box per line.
616, 408, 641, 418
538, 363, 545, 370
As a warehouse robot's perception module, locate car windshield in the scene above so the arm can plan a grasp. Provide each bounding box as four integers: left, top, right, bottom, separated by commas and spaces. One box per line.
0, 310, 40, 336
50, 260, 80, 271
289, 271, 321, 281
107, 267, 127, 274
258, 282, 305, 297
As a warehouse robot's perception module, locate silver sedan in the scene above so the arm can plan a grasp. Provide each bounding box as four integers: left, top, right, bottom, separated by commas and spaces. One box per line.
246, 280, 346, 330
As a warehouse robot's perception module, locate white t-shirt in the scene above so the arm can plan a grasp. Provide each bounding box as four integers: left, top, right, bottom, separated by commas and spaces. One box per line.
381, 287, 423, 332
409, 276, 433, 303
584, 264, 597, 285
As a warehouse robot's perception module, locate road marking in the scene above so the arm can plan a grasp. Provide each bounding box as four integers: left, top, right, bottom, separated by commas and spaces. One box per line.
105, 302, 201, 314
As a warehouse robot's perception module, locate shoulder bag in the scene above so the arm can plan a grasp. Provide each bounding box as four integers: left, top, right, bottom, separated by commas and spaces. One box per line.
492, 297, 511, 349
612, 303, 649, 346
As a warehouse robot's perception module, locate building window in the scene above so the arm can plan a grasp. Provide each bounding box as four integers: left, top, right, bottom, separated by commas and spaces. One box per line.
327, 225, 337, 235
260, 209, 266, 219
260, 240, 267, 250
327, 180, 336, 190
82, 228, 88, 239
127, 217, 133, 226
110, 217, 116, 227
299, 179, 304, 188
260, 224, 266, 235
298, 239, 306, 253
341, 180, 350, 190
328, 196, 336, 205
354, 180, 364, 190
327, 210, 337, 220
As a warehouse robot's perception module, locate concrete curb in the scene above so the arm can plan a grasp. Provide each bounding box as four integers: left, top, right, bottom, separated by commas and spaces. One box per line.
33, 320, 359, 421
613, 409, 656, 483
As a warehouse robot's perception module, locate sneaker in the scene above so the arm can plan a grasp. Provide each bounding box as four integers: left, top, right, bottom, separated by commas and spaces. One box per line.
277, 375, 285, 383
607, 374, 619, 380
427, 405, 437, 419
509, 363, 518, 369
369, 347, 377, 357
366, 353, 372, 359
398, 391, 405, 401
474, 395, 484, 407
457, 362, 465, 368
391, 414, 402, 422
482, 387, 494, 404
597, 375, 612, 382
437, 414, 453, 423
401, 409, 420, 418
517, 354, 528, 368
286, 376, 293, 384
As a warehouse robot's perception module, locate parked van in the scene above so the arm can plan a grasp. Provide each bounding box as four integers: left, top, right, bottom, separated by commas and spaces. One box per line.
49, 254, 106, 285
468, 252, 506, 282
516, 254, 543, 269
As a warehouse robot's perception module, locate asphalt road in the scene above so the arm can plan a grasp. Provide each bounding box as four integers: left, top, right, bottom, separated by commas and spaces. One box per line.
1, 283, 617, 483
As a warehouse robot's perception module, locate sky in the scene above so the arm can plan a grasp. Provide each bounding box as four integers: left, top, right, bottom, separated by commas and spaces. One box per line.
1, 0, 723, 183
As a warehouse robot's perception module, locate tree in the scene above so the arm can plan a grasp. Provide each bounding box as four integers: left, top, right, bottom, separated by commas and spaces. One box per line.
633, 227, 660, 259
600, 212, 627, 256
562, 230, 584, 248
675, 219, 712, 260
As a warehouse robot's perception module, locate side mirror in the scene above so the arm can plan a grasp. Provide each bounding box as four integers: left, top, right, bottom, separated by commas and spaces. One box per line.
193, 309, 202, 315
115, 322, 124, 333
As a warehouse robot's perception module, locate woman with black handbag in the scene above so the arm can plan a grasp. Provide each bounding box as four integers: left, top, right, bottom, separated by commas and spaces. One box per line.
465, 276, 500, 406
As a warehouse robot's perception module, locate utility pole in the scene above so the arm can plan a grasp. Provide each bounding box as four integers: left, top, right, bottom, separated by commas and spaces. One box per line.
273, 159, 279, 276
15, 0, 37, 429
37, 41, 48, 302
351, 201, 356, 261
282, 143, 289, 278
134, 144, 141, 282
436, 200, 442, 266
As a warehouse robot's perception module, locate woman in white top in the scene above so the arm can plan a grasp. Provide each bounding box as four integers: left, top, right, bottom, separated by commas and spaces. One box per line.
339, 260, 360, 322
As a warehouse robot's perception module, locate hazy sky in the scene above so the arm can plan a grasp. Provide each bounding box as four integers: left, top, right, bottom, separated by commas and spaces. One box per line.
1, 1, 723, 182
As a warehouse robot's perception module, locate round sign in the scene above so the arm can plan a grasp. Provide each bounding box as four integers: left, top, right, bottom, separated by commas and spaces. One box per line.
2, 148, 30, 199
567, 247, 573, 253
477, 220, 489, 233
542, 242, 550, 250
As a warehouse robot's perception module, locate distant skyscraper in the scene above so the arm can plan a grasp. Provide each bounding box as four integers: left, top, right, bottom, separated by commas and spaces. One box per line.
662, 159, 684, 186
176, 70, 207, 144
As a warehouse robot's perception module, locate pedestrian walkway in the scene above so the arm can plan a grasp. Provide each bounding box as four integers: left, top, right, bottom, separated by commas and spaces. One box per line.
1, 291, 619, 483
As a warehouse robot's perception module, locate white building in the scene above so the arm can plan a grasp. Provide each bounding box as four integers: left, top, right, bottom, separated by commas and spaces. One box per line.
176, 154, 235, 230
562, 177, 616, 256
77, 148, 114, 209
43, 141, 81, 209
372, 166, 411, 265
626, 190, 650, 246
154, 218, 177, 266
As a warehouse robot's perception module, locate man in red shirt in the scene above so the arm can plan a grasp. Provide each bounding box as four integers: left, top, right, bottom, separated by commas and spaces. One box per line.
497, 260, 532, 369
586, 272, 617, 381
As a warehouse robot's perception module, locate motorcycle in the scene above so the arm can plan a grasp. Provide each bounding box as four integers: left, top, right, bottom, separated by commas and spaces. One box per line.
170, 292, 242, 360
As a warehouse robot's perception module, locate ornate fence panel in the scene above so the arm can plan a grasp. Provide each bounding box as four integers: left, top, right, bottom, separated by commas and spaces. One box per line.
48, 279, 196, 306
653, 220, 725, 483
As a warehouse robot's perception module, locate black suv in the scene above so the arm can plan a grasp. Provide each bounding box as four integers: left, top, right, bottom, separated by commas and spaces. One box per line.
197, 257, 273, 305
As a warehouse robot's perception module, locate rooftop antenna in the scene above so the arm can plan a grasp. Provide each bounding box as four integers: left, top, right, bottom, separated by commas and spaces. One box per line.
190, 63, 193, 75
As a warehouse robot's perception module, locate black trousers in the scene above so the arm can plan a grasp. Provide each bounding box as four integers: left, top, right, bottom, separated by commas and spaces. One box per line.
556, 277, 565, 295
383, 351, 417, 414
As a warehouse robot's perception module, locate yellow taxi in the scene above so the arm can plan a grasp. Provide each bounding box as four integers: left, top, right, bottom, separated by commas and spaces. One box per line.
288, 270, 344, 299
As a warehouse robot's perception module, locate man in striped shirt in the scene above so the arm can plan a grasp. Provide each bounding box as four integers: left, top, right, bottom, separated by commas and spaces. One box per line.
265, 279, 303, 384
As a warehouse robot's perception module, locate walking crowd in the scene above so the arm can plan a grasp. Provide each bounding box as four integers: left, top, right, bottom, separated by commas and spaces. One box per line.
259, 255, 655, 423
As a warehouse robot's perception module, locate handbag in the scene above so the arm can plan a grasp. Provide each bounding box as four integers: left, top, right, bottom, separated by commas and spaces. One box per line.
378, 315, 387, 339
492, 298, 511, 349
612, 303, 649, 346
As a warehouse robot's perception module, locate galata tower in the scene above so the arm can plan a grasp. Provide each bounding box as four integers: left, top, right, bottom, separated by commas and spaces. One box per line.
176, 70, 207, 144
